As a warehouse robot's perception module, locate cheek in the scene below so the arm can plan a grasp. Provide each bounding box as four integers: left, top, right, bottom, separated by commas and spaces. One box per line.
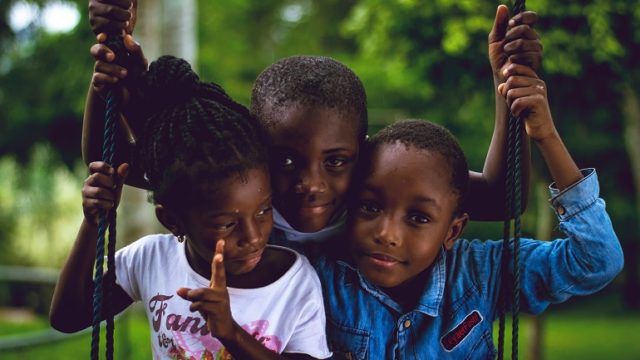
329, 171, 354, 201
349, 216, 374, 244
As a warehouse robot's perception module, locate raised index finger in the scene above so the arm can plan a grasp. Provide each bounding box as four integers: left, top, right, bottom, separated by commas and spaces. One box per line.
210, 240, 226, 289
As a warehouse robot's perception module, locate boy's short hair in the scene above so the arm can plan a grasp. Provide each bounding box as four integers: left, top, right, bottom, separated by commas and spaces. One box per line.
250, 55, 368, 141
369, 119, 469, 212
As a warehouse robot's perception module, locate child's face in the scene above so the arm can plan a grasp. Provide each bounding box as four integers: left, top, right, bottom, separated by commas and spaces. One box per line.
349, 142, 467, 289
266, 104, 360, 232
182, 168, 273, 277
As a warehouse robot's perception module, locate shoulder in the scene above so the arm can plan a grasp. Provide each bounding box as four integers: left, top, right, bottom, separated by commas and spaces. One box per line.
267, 245, 322, 288
117, 233, 180, 263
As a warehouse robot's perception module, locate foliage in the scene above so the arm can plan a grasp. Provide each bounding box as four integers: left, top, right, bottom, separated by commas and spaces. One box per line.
341, 0, 640, 239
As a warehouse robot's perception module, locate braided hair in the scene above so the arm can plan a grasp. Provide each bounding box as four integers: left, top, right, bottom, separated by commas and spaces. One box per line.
250, 55, 368, 141
133, 55, 268, 211
368, 119, 469, 214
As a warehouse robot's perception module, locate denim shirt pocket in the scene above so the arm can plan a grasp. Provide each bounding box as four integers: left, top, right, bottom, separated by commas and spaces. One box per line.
440, 309, 496, 360
327, 316, 370, 360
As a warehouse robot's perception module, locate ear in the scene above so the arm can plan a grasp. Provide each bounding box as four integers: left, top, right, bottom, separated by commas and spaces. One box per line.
155, 204, 184, 236
443, 213, 469, 251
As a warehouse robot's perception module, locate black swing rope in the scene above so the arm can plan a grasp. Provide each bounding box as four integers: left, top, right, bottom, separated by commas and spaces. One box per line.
497, 1, 526, 359
91, 35, 126, 360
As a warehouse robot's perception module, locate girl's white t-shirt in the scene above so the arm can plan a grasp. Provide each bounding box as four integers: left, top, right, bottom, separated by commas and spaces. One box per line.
115, 234, 332, 359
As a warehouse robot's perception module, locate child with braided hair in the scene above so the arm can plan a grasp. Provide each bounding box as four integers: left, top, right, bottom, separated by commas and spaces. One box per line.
50, 56, 331, 360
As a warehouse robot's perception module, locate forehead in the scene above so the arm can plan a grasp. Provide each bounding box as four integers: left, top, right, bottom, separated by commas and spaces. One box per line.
365, 143, 457, 203
191, 168, 271, 211
266, 104, 359, 148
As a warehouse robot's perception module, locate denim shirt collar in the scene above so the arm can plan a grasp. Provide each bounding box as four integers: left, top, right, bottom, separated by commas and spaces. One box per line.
336, 248, 447, 317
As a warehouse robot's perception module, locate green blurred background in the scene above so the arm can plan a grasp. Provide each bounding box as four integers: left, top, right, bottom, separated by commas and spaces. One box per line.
0, 0, 638, 358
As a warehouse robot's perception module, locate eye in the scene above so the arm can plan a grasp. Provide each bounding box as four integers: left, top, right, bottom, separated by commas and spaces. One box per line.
256, 205, 273, 217
278, 155, 295, 169
213, 222, 236, 232
358, 201, 381, 216
325, 157, 346, 168
407, 213, 430, 225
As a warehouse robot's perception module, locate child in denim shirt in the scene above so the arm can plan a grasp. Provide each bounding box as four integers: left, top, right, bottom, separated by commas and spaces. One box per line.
315, 64, 624, 359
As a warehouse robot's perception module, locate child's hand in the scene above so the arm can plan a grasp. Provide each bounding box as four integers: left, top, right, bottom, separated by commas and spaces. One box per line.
90, 34, 147, 102
488, 5, 542, 83
89, 0, 137, 35
498, 64, 556, 142
177, 240, 238, 342
82, 162, 129, 226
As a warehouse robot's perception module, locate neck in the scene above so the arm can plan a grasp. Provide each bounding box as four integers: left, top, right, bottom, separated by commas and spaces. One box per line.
383, 269, 430, 312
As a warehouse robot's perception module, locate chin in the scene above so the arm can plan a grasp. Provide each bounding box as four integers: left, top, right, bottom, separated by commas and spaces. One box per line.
359, 264, 401, 289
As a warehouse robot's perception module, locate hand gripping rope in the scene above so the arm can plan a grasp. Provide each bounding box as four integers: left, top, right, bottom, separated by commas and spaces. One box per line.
497, 1, 526, 359
91, 35, 126, 360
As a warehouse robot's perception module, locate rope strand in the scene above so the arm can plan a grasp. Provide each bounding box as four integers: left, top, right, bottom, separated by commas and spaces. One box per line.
498, 2, 525, 359
91, 35, 124, 360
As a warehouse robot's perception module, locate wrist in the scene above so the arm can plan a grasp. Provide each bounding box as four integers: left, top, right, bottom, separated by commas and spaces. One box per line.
532, 128, 561, 146
217, 320, 242, 345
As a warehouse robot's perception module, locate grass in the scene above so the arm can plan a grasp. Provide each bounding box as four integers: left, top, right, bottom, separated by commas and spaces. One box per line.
1, 293, 639, 359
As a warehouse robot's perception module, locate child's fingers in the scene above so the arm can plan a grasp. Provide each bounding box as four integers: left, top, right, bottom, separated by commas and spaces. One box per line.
90, 43, 115, 63
504, 24, 539, 42
95, 60, 127, 80
89, 161, 115, 175
509, 52, 542, 70
502, 63, 539, 79
509, 11, 538, 27
504, 38, 542, 56
511, 93, 546, 118
88, 0, 132, 34
210, 240, 226, 289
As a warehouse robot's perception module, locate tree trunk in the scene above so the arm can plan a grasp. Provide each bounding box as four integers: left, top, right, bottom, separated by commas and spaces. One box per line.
117, 0, 198, 245
528, 174, 553, 360
621, 85, 640, 310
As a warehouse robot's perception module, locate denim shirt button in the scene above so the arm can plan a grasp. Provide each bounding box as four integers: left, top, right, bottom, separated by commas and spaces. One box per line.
403, 319, 411, 328
556, 205, 566, 215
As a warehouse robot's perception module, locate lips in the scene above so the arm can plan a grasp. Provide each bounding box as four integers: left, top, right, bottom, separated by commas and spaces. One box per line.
299, 203, 330, 216
364, 252, 404, 268
230, 248, 264, 268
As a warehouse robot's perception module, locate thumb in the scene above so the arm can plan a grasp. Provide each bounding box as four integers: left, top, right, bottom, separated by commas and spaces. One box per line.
116, 163, 130, 187
488, 5, 509, 44
113, 163, 129, 207
210, 240, 226, 289
124, 34, 148, 70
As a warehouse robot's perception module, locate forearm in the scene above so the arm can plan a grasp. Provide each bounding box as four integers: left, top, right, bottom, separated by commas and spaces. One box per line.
82, 86, 107, 165
466, 76, 530, 220
220, 323, 316, 360
50, 219, 99, 332
534, 131, 582, 191
82, 84, 149, 189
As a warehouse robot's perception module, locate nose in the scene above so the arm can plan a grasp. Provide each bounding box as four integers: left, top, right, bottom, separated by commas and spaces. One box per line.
239, 219, 263, 247
294, 165, 326, 194
374, 215, 401, 247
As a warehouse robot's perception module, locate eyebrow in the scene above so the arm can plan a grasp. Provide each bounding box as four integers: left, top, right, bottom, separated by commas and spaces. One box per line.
362, 183, 441, 210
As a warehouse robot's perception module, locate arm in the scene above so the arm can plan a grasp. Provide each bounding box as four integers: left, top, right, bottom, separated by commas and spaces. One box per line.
84, 1, 149, 188
50, 162, 133, 333
83, 36, 150, 189
494, 64, 623, 313
464, 6, 542, 220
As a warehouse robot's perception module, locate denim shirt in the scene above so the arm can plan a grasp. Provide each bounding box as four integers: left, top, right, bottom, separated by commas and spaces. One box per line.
311, 169, 624, 360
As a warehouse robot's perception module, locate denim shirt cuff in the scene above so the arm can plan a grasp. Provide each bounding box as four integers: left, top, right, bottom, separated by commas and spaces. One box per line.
548, 168, 598, 220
